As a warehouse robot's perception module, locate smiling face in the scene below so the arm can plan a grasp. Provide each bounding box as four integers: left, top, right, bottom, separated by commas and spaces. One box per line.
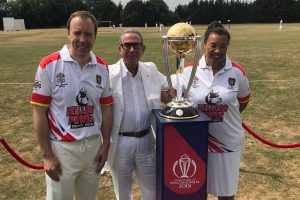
67, 16, 96, 62
119, 32, 145, 70
204, 33, 229, 69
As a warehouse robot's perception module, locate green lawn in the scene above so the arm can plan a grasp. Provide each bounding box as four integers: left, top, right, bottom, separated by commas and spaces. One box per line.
0, 24, 299, 200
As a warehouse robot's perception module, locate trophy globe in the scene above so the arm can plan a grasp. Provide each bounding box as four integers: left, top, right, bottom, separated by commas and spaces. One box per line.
160, 23, 202, 119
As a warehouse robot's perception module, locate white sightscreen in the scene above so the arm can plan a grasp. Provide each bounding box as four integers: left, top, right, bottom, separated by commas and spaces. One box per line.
3, 17, 15, 31
14, 19, 26, 31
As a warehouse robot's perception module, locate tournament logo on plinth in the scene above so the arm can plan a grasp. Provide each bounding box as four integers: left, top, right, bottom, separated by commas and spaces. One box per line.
164, 125, 206, 194
173, 154, 197, 178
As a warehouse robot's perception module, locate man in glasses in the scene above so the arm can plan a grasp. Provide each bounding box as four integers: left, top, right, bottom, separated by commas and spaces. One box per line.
106, 29, 170, 200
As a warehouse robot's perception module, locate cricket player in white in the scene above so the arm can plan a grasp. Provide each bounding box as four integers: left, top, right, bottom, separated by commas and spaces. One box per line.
31, 11, 113, 200
172, 21, 250, 200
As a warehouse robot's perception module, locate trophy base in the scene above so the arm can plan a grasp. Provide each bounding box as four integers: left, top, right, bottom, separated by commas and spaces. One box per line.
159, 100, 199, 119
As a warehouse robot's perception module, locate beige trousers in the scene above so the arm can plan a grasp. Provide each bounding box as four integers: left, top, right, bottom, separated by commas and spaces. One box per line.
46, 135, 101, 200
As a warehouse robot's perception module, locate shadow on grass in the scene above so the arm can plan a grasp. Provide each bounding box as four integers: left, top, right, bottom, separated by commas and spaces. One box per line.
240, 168, 300, 188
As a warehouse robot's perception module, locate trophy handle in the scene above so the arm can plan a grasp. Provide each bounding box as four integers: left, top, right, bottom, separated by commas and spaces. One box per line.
183, 36, 201, 99
162, 36, 175, 98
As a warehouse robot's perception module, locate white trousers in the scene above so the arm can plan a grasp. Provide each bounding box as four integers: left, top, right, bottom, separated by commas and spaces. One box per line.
111, 133, 156, 200
46, 135, 101, 200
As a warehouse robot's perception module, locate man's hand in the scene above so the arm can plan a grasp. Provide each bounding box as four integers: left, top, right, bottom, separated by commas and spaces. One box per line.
94, 142, 110, 174
44, 154, 62, 182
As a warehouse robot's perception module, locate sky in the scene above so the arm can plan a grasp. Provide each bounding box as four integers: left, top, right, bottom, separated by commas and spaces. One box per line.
111, 0, 193, 11
112, 0, 254, 11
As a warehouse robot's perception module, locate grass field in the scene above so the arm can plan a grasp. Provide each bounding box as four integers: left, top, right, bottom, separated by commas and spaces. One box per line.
0, 24, 299, 200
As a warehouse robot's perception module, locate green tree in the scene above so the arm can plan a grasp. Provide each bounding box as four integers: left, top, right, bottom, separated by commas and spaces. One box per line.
0, 0, 8, 29
252, 0, 297, 22
121, 0, 146, 26
144, 0, 176, 26
86, 0, 120, 25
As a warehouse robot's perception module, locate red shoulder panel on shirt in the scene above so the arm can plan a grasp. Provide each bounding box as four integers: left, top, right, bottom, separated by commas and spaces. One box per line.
232, 61, 246, 76
39, 52, 60, 69
96, 56, 109, 70
184, 63, 194, 68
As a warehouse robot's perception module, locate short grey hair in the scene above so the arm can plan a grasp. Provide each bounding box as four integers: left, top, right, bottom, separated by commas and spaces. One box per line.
119, 29, 144, 44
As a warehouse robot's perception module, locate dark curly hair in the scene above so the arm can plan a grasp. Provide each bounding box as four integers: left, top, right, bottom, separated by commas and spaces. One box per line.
204, 21, 230, 44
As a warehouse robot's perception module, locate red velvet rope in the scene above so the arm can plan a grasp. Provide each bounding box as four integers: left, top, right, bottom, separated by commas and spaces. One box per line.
0, 138, 44, 170
242, 122, 300, 148
1, 123, 299, 171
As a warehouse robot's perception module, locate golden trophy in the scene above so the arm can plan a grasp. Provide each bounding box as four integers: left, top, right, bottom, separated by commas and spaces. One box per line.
160, 23, 202, 119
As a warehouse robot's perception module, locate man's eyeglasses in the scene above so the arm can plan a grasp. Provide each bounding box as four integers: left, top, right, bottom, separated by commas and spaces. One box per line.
120, 42, 143, 50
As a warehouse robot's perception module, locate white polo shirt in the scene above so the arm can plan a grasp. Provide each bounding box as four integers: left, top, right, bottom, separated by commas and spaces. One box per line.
31, 45, 113, 142
174, 55, 251, 152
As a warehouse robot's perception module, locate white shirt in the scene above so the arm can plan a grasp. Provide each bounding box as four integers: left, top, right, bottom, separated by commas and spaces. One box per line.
173, 55, 251, 152
119, 61, 150, 132
31, 45, 113, 141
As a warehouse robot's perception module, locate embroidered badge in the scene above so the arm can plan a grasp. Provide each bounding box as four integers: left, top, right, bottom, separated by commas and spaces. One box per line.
192, 76, 200, 88
56, 73, 68, 87
96, 74, 102, 88
228, 77, 236, 87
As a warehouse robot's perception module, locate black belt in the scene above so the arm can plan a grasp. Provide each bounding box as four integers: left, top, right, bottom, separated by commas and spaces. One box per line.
119, 129, 150, 138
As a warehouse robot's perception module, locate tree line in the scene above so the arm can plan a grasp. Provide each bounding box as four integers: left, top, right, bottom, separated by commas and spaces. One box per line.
1, 0, 300, 29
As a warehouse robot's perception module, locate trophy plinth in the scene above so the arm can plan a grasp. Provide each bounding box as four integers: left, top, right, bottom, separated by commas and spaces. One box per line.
159, 23, 202, 119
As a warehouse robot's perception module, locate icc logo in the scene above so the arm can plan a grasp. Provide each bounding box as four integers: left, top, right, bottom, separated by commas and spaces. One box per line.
173, 154, 197, 178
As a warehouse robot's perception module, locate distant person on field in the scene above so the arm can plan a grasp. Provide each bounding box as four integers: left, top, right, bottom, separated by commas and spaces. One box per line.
159, 23, 163, 35
106, 29, 171, 200
31, 11, 113, 200
279, 20, 283, 31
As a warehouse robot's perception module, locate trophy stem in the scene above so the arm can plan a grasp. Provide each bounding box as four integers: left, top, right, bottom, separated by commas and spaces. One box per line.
175, 55, 185, 101
162, 36, 175, 98
183, 36, 201, 99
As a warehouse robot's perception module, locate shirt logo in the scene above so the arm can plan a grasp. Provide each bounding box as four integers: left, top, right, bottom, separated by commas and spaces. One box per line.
66, 88, 95, 129
199, 90, 228, 120
76, 88, 89, 106
33, 80, 41, 90
192, 76, 200, 88
205, 90, 222, 105
56, 73, 68, 87
228, 77, 236, 87
96, 74, 102, 88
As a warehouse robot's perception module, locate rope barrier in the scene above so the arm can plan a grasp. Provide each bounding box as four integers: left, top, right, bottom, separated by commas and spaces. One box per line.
0, 138, 44, 170
1, 123, 299, 170
242, 122, 300, 148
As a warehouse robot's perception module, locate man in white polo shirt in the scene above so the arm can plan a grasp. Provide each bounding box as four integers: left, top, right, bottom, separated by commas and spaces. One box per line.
31, 11, 113, 200
107, 29, 170, 200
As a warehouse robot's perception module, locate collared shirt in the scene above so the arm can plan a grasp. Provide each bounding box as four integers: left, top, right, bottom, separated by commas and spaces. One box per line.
31, 44, 113, 141
173, 55, 250, 152
119, 60, 150, 132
